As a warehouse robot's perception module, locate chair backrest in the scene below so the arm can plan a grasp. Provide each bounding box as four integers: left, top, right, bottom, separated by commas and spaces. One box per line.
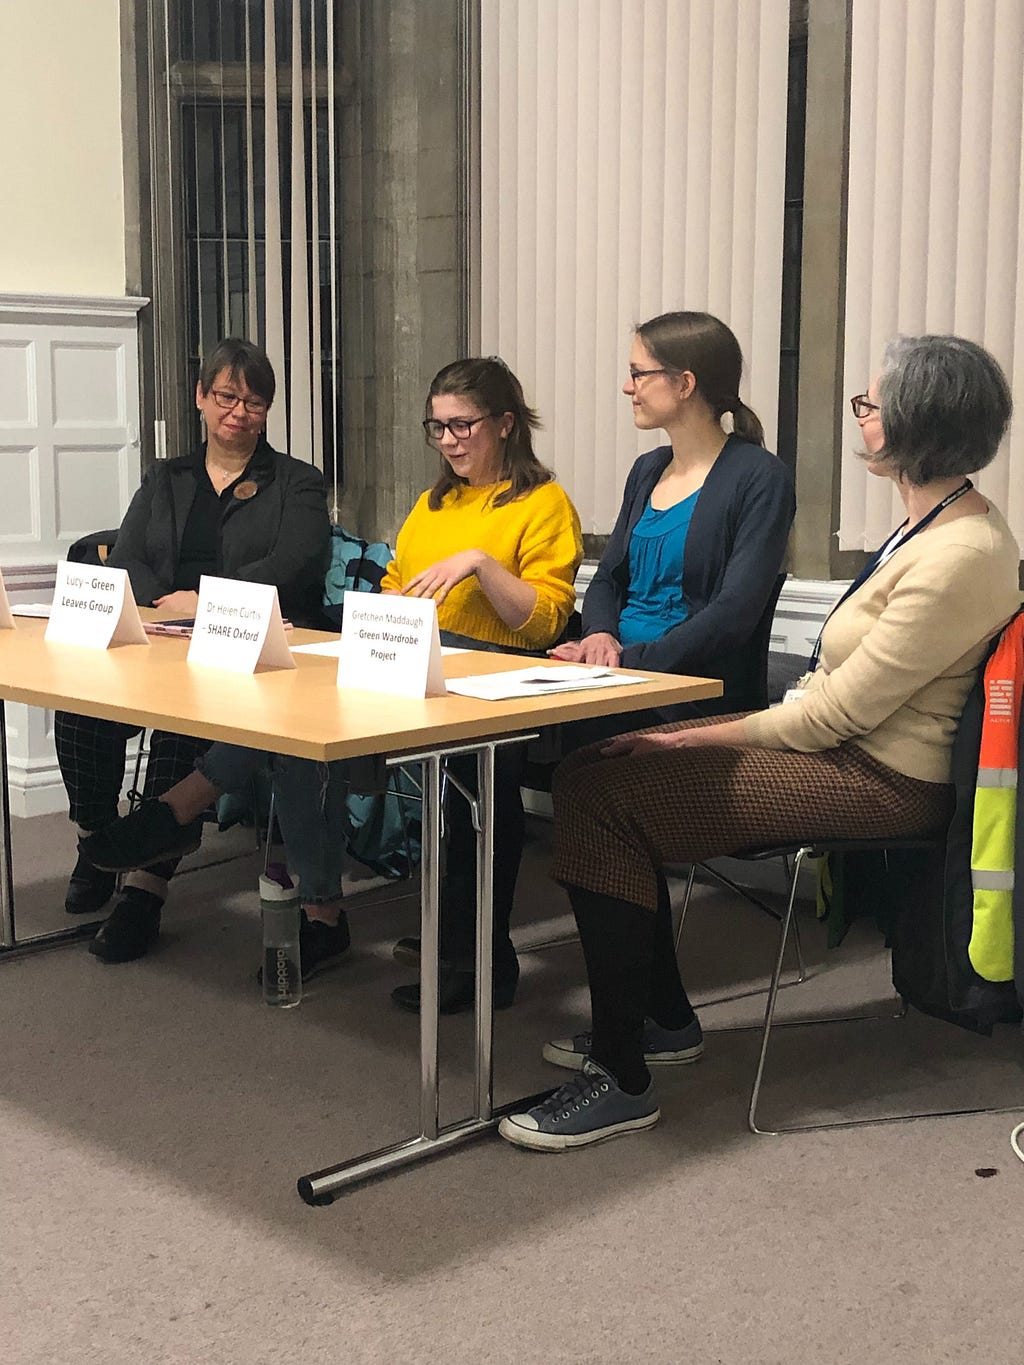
67, 529, 120, 567
734, 572, 787, 711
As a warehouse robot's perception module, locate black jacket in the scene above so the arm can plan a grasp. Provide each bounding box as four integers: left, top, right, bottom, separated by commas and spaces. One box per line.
890, 632, 1024, 1033
581, 437, 795, 710
107, 438, 331, 628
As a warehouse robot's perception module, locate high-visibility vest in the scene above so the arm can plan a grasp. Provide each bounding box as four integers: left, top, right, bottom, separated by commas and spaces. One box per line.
969, 614, 1024, 980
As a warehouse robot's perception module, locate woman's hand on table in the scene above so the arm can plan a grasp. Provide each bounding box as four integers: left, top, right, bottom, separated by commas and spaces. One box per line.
551, 632, 622, 668
403, 550, 485, 607
152, 590, 200, 615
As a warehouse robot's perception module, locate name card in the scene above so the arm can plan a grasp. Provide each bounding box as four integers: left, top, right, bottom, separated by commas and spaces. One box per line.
338, 590, 445, 698
187, 575, 295, 674
46, 562, 149, 649
0, 568, 13, 629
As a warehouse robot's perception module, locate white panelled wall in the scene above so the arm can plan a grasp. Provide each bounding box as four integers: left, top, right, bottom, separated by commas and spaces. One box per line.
840, 0, 1024, 549
478, 0, 790, 534
0, 294, 146, 816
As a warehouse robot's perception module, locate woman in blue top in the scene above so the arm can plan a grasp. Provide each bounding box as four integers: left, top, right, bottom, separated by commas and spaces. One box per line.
553, 311, 795, 729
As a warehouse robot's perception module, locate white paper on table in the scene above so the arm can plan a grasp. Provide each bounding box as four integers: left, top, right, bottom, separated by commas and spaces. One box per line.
291, 638, 342, 657
10, 603, 52, 618
445, 664, 650, 701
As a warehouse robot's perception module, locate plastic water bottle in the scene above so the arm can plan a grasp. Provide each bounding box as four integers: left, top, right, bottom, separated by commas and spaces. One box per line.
260, 863, 302, 1008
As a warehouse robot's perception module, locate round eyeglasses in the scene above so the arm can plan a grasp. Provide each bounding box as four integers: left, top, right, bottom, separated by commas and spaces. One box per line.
422, 414, 494, 443
850, 393, 880, 420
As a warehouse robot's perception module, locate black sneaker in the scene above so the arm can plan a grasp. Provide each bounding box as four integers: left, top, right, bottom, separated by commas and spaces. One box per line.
88, 888, 163, 963
257, 910, 352, 986
390, 964, 519, 1014
79, 800, 203, 872
299, 910, 351, 981
64, 849, 117, 915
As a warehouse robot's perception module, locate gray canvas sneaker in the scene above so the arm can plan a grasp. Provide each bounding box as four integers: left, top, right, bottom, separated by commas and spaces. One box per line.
542, 1016, 704, 1071
498, 1059, 660, 1152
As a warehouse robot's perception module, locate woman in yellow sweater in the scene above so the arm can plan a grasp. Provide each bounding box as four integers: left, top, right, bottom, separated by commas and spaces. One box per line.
386, 357, 582, 1012
85, 358, 582, 1000
497, 333, 1021, 1152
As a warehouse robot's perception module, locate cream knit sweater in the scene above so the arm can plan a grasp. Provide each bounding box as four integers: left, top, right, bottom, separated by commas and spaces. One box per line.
745, 504, 1021, 783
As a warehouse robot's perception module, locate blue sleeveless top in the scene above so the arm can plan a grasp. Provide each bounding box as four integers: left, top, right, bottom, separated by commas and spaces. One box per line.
617, 490, 699, 647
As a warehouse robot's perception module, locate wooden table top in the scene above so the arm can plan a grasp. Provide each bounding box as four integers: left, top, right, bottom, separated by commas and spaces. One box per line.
0, 617, 722, 761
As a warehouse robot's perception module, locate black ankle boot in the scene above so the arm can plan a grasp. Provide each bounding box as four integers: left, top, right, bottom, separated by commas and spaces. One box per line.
88, 888, 163, 963
64, 849, 117, 916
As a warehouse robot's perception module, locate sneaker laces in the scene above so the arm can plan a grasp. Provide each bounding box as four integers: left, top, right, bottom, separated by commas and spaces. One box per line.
535, 1063, 613, 1123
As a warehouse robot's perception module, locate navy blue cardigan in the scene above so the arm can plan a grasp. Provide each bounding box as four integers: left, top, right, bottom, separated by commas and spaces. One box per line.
582, 436, 795, 710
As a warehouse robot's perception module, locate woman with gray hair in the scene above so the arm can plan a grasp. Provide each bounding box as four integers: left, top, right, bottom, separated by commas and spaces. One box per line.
499, 333, 1021, 1153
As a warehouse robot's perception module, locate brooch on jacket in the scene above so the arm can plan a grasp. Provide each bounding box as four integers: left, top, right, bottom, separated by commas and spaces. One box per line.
233, 480, 258, 501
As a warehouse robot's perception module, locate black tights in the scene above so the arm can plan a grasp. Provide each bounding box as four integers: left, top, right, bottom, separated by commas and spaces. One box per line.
567, 876, 695, 1094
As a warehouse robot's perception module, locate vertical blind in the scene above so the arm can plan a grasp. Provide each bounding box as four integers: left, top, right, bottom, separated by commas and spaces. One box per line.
840, 0, 1024, 549
477, 0, 790, 533
154, 0, 342, 501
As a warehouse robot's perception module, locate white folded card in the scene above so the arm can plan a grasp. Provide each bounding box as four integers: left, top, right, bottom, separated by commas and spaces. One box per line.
187, 575, 295, 674
45, 561, 149, 649
337, 590, 445, 697
0, 569, 13, 630
446, 664, 650, 701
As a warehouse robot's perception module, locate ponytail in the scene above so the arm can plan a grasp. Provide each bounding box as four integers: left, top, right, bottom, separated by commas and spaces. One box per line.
729, 398, 764, 447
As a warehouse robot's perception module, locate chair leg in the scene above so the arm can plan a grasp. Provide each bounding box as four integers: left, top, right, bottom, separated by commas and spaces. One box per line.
673, 864, 697, 952
748, 847, 810, 1134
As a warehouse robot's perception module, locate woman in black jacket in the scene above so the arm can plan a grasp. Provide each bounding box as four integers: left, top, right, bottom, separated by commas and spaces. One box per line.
59, 337, 330, 964
552, 311, 795, 732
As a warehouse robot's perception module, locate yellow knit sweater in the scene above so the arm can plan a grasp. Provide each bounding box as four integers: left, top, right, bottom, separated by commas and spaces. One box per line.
380, 480, 583, 651
745, 505, 1021, 782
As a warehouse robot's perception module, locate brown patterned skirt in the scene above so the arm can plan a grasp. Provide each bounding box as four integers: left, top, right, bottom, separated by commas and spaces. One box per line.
551, 714, 954, 911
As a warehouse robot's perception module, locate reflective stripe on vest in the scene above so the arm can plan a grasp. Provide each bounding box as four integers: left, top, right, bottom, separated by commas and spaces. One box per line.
968, 619, 1024, 981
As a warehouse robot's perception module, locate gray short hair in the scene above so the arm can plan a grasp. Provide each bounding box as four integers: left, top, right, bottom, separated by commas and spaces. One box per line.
876, 334, 1012, 485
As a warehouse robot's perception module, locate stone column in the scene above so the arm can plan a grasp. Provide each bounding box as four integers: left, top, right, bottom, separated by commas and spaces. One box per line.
337, 0, 465, 545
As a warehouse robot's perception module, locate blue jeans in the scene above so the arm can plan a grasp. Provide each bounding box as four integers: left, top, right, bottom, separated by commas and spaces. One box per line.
197, 630, 537, 945
198, 744, 353, 905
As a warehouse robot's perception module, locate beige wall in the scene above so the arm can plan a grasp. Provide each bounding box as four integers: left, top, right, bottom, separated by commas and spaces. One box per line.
0, 0, 125, 296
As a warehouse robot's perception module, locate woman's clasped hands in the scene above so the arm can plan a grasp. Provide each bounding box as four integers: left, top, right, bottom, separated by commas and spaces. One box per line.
549, 631, 622, 667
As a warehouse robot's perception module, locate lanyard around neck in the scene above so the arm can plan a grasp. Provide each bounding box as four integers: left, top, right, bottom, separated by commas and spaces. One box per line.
807, 479, 973, 672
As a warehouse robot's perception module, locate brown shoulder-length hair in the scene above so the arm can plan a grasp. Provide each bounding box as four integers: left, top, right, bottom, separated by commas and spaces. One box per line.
635, 311, 764, 447
426, 357, 553, 510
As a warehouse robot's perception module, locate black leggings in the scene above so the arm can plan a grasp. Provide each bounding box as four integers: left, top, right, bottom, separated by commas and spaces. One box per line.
567, 877, 695, 1094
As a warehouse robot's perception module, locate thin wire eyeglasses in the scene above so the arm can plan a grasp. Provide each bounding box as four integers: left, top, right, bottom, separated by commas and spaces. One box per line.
850, 393, 880, 419
210, 388, 268, 416
422, 414, 494, 443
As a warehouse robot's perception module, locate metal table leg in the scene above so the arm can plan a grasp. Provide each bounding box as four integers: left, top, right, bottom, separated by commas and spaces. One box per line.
296, 733, 540, 1205
0, 700, 104, 960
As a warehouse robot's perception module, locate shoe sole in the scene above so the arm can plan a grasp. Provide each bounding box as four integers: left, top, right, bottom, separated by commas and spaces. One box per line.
497, 1108, 660, 1152
541, 1040, 704, 1071
86, 837, 202, 873
392, 942, 421, 967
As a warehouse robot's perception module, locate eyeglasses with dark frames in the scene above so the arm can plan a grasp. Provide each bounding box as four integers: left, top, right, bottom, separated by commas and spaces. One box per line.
210, 388, 268, 416
628, 366, 675, 383
422, 414, 495, 443
850, 393, 880, 420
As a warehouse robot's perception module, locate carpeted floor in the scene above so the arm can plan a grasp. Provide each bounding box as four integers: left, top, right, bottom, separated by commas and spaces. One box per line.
2, 809, 1022, 1365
